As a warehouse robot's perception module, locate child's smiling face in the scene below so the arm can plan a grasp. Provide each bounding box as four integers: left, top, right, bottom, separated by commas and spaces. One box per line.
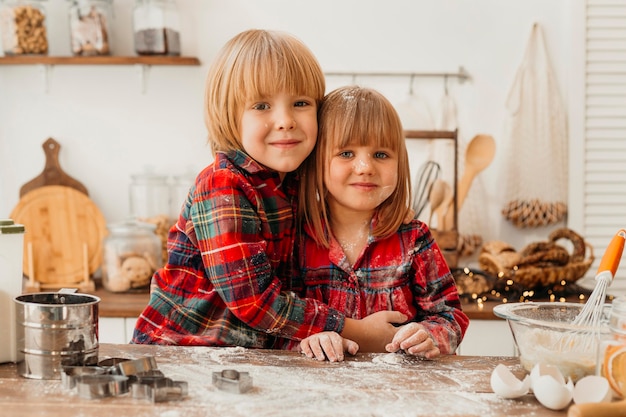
240, 91, 318, 178
324, 144, 399, 216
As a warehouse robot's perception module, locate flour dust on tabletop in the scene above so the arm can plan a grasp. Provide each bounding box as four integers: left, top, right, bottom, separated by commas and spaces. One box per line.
372, 352, 411, 365
157, 354, 514, 417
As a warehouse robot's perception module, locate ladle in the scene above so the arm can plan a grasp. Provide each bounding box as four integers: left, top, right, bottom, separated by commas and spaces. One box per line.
443, 134, 496, 229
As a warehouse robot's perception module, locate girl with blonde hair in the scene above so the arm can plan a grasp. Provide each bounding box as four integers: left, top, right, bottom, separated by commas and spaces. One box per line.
297, 86, 469, 359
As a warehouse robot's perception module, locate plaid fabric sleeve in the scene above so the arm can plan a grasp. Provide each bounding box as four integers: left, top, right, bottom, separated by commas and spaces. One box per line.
192, 167, 344, 340
409, 223, 470, 354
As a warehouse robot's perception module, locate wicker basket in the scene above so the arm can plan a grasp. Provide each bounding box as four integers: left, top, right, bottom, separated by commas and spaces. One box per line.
478, 231, 595, 290
511, 243, 595, 288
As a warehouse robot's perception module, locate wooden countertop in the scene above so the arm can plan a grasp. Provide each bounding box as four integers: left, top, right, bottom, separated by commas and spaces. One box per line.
0, 343, 568, 417
91, 287, 150, 318
92, 287, 506, 320
91, 286, 586, 321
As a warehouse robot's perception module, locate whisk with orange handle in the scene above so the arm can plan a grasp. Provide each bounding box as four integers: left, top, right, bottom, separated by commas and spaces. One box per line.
557, 229, 626, 354
572, 229, 626, 328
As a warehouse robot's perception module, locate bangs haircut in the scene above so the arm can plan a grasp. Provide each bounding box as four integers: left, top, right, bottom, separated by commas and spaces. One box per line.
301, 86, 413, 248
204, 29, 325, 154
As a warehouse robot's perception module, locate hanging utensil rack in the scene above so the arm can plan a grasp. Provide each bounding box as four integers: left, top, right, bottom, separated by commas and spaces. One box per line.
325, 66, 471, 83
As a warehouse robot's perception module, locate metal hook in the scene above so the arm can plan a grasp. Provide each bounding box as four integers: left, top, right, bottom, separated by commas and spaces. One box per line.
444, 75, 449, 96
409, 74, 415, 95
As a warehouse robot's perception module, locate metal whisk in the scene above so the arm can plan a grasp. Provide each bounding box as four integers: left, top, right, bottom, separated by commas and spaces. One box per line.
559, 229, 626, 353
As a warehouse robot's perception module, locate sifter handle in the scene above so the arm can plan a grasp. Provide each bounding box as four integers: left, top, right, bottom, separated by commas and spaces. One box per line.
597, 229, 626, 277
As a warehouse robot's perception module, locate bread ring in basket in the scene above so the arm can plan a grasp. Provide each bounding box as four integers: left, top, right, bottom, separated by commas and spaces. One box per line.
518, 241, 570, 266
481, 240, 516, 255
548, 227, 586, 262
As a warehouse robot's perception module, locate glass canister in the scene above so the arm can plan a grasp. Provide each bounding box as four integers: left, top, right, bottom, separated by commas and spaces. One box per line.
101, 220, 163, 293
129, 172, 171, 221
67, 0, 113, 56
598, 296, 626, 398
169, 171, 194, 221
0, 0, 48, 55
132, 0, 180, 56
129, 171, 172, 263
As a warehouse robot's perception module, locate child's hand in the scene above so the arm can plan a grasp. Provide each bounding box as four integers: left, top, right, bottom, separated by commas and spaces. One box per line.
385, 322, 440, 359
300, 331, 359, 362
342, 311, 407, 352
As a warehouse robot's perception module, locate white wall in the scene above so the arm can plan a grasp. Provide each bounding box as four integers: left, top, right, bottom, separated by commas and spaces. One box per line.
0, 0, 577, 258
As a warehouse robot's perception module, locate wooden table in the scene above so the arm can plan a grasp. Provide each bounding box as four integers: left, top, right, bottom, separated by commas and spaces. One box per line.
0, 344, 567, 417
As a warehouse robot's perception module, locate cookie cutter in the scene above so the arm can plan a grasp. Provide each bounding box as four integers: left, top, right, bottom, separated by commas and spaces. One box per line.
115, 356, 158, 376
131, 374, 188, 402
97, 357, 131, 374
75, 374, 129, 399
61, 366, 106, 389
212, 369, 252, 394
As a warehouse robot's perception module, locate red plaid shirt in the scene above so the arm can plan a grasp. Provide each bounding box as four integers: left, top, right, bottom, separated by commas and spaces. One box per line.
281, 219, 469, 354
132, 150, 344, 347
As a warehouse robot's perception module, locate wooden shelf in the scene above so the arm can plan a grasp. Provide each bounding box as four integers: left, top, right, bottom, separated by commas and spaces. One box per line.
0, 55, 201, 93
0, 55, 200, 66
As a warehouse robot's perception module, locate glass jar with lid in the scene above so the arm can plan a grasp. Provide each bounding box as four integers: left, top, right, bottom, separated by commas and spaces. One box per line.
0, 0, 48, 55
129, 171, 171, 221
132, 0, 180, 56
67, 0, 113, 56
169, 171, 195, 221
129, 171, 172, 263
101, 220, 163, 293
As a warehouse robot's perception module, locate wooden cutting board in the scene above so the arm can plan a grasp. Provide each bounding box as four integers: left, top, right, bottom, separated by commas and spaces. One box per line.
10, 185, 107, 285
20, 137, 88, 197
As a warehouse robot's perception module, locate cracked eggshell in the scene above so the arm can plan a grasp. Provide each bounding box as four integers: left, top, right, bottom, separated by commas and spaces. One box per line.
530, 363, 565, 391
490, 363, 531, 399
573, 375, 613, 404
533, 374, 574, 410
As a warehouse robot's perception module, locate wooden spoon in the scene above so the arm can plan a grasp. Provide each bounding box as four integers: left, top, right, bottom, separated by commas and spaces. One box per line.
428, 179, 447, 225
443, 134, 496, 229
457, 134, 496, 208
434, 181, 453, 230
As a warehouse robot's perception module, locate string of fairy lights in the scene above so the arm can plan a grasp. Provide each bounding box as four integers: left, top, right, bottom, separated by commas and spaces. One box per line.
452, 267, 612, 308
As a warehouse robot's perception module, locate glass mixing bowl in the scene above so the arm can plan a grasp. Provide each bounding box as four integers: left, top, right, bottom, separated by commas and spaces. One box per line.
493, 302, 611, 382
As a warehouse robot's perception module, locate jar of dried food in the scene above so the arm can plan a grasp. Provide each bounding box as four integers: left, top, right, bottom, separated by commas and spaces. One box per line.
132, 0, 180, 56
67, 0, 112, 56
0, 0, 48, 55
102, 220, 163, 293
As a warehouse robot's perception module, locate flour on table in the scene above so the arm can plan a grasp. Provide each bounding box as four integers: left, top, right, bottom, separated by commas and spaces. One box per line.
372, 352, 407, 365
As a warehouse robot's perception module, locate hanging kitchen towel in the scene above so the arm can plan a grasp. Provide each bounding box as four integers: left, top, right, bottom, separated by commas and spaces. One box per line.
501, 23, 568, 228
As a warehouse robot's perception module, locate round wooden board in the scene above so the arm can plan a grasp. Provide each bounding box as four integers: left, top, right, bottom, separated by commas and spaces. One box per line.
10, 185, 107, 285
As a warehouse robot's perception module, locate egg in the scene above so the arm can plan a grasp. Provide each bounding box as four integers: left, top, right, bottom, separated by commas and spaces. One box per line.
573, 375, 613, 404
530, 363, 565, 391
490, 363, 531, 398
532, 373, 574, 410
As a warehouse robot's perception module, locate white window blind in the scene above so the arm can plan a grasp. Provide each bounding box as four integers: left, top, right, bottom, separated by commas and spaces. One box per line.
583, 0, 626, 289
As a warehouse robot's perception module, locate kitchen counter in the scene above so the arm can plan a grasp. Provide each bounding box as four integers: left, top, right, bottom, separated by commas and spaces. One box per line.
92, 287, 506, 320
92, 286, 584, 321
0, 343, 567, 417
